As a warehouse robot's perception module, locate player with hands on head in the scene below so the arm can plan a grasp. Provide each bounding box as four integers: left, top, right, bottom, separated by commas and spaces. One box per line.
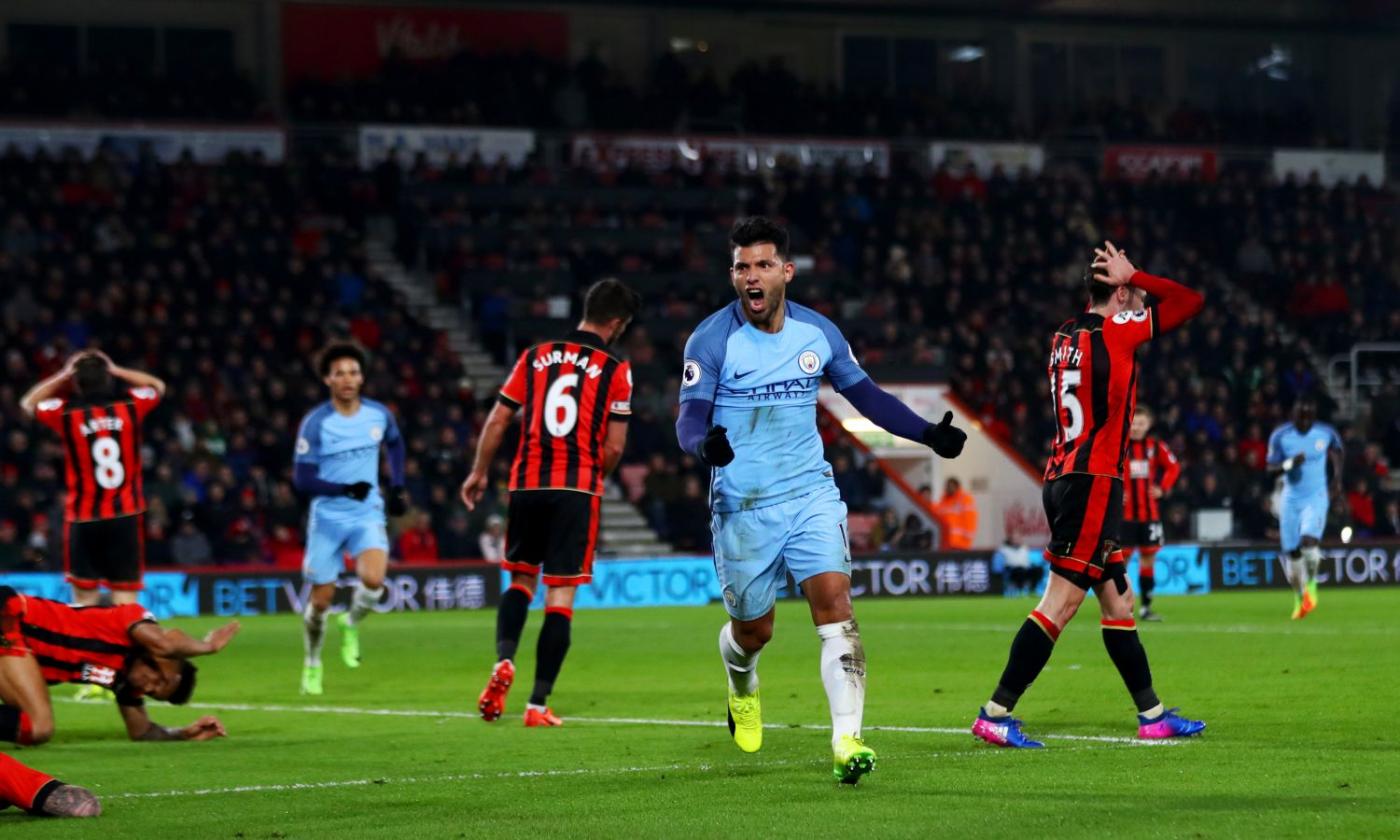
20, 349, 165, 607
675, 216, 964, 785
971, 240, 1206, 749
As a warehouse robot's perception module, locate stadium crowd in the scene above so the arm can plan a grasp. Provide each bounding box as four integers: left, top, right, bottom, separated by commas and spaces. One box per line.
0, 135, 1394, 567
403, 149, 1398, 548
0, 146, 512, 572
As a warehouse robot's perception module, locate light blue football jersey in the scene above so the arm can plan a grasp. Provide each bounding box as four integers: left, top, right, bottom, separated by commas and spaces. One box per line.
293, 398, 402, 520
1266, 421, 1341, 498
679, 300, 868, 513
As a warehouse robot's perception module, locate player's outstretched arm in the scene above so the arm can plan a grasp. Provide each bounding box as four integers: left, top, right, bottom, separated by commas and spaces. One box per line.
120, 705, 227, 742
460, 400, 518, 510
131, 621, 240, 659
837, 379, 966, 458
18, 353, 82, 416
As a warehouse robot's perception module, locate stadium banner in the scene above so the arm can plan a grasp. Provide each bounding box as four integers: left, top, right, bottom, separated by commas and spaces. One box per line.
848, 553, 1000, 598
510, 556, 721, 610
1204, 542, 1400, 590
1271, 149, 1385, 187
0, 563, 500, 620
358, 124, 536, 169
0, 123, 286, 164
1103, 145, 1219, 181
571, 133, 892, 176
281, 4, 568, 83
928, 141, 1045, 176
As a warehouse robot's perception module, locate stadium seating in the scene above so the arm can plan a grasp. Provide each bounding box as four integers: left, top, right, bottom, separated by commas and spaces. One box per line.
396, 152, 1396, 547
0, 146, 487, 570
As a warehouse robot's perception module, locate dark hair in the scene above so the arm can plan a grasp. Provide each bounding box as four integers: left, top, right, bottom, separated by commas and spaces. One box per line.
73, 356, 112, 398
729, 216, 790, 261
316, 342, 367, 377
581, 278, 642, 325
1134, 404, 1154, 419
168, 661, 198, 706
1083, 263, 1117, 305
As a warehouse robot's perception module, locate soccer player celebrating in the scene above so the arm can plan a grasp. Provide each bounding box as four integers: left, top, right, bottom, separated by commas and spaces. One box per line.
292, 343, 409, 695
1122, 406, 1180, 621
20, 350, 164, 606
675, 217, 966, 784
972, 241, 1206, 749
0, 753, 100, 818
0, 585, 236, 744
461, 279, 640, 727
1266, 398, 1342, 620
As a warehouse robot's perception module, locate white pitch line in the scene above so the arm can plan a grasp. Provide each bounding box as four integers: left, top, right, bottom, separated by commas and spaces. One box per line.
106, 745, 1130, 801
61, 698, 1176, 747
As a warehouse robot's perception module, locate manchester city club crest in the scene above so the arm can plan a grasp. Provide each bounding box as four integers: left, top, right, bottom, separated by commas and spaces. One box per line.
798, 350, 820, 374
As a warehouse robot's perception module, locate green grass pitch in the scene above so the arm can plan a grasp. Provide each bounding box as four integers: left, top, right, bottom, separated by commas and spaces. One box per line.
9, 589, 1400, 838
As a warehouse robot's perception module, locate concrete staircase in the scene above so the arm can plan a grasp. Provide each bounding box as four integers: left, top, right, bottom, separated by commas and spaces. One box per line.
598, 493, 672, 557
365, 231, 674, 557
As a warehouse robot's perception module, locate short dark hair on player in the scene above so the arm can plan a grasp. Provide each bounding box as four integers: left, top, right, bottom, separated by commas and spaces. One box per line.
168, 661, 198, 705
73, 355, 112, 398
1083, 263, 1117, 305
581, 278, 642, 325
316, 342, 367, 377
1134, 405, 1154, 420
729, 216, 790, 261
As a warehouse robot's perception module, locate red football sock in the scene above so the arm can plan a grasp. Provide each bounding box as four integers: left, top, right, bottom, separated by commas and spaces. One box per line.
0, 752, 56, 811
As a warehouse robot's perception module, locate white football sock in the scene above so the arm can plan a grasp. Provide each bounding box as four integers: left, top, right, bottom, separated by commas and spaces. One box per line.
303, 603, 326, 667
718, 623, 760, 696
1286, 554, 1307, 596
346, 583, 384, 626
984, 701, 1011, 719
1301, 545, 1322, 585
816, 620, 866, 747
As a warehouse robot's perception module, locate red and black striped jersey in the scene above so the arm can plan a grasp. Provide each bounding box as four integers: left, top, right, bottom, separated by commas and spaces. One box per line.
499, 331, 632, 496
1044, 307, 1158, 482
1123, 436, 1181, 522
14, 594, 152, 687
34, 388, 160, 522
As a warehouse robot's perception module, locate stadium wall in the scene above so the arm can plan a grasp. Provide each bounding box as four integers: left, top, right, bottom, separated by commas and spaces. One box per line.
4, 543, 1396, 618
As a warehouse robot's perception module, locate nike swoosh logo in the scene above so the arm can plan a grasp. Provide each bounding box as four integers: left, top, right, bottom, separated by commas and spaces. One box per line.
734, 370, 755, 380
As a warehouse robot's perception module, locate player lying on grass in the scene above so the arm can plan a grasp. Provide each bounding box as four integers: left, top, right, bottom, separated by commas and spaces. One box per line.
0, 586, 237, 744
676, 217, 966, 784
0, 753, 100, 818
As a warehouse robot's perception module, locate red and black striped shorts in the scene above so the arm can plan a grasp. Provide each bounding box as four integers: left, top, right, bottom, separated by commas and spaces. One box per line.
1042, 474, 1125, 590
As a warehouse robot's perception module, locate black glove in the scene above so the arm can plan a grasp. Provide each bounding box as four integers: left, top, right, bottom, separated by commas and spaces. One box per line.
699, 425, 735, 467
386, 485, 409, 517
343, 481, 373, 501
922, 411, 966, 459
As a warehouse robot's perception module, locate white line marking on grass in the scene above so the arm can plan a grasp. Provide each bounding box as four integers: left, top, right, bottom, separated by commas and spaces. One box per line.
107, 745, 1137, 801
107, 760, 803, 800
59, 698, 1176, 748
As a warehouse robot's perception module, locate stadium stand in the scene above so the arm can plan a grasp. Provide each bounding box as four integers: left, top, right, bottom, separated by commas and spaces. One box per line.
395, 151, 1396, 549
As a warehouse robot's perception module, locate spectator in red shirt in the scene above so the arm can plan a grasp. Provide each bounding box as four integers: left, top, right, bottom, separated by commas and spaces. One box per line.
398, 511, 439, 563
